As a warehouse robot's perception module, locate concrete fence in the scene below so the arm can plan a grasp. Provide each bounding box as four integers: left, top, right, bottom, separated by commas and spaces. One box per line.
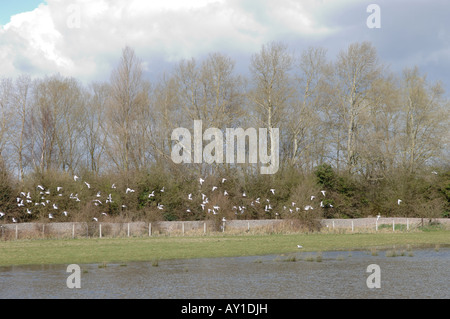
0, 217, 448, 240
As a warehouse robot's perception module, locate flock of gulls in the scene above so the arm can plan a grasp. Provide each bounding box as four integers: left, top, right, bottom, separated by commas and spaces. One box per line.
0, 174, 406, 226
0, 174, 338, 224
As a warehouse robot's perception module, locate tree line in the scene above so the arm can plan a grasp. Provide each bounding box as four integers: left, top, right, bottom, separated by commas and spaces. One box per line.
0, 41, 448, 223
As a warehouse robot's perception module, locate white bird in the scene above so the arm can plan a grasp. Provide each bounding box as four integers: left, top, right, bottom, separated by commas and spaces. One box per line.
186, 209, 191, 213
26, 209, 32, 214
74, 175, 79, 181
310, 195, 315, 201
111, 183, 116, 189
199, 178, 205, 185
188, 193, 192, 200
432, 171, 438, 175
93, 217, 98, 222
398, 199, 402, 205
221, 178, 226, 183
200, 204, 205, 210
126, 188, 135, 194
96, 191, 101, 197
37, 185, 44, 191
53, 203, 58, 210
270, 189, 275, 195
12, 218, 17, 223
148, 190, 155, 197
84, 182, 91, 189
101, 212, 107, 216
212, 186, 217, 191
304, 205, 313, 211
201, 193, 207, 200
17, 200, 24, 207
57, 187, 63, 192
0, 212, 4, 218
297, 245, 303, 249
223, 190, 228, 196
213, 205, 220, 210
320, 201, 324, 208
157, 203, 164, 210
321, 190, 326, 197
292, 202, 296, 206
160, 187, 165, 192
63, 211, 68, 216
222, 217, 226, 222
242, 192, 246, 197
48, 214, 53, 219
377, 214, 381, 220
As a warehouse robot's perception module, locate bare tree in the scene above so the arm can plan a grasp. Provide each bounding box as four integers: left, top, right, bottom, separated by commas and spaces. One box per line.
84, 82, 110, 174
30, 75, 86, 174
248, 42, 295, 172
289, 46, 332, 171
10, 75, 33, 180
399, 66, 448, 173
0, 78, 13, 168
106, 46, 152, 172
334, 42, 384, 174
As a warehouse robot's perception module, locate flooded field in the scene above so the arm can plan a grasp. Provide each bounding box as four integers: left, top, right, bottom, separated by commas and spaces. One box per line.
1, 248, 448, 299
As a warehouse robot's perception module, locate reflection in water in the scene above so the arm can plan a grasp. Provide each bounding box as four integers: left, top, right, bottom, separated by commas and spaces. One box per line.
1, 249, 448, 299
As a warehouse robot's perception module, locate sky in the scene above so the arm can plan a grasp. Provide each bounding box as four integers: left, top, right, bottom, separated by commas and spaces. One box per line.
1, 0, 449, 93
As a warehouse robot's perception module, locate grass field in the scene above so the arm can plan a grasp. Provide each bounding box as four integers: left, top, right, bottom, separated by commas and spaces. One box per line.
0, 230, 448, 267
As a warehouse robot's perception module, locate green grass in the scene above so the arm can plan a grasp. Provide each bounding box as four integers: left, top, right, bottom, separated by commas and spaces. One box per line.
0, 231, 448, 267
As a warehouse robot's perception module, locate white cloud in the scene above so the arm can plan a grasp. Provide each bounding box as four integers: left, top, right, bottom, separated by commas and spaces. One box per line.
0, 0, 345, 83
0, 0, 448, 91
